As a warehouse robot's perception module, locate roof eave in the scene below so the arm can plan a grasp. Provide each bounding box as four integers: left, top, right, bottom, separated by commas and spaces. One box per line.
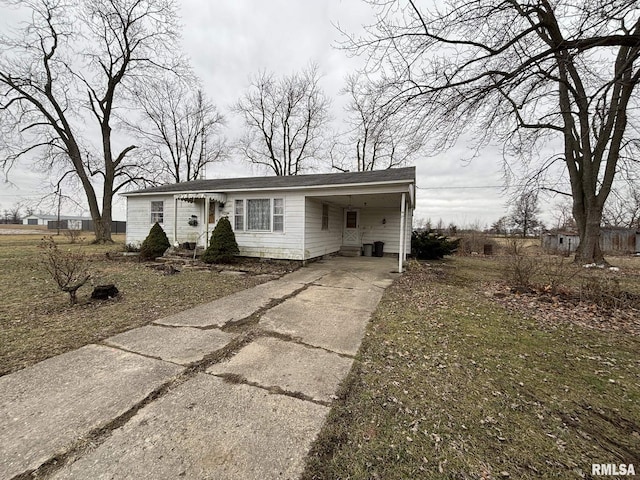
120, 178, 415, 197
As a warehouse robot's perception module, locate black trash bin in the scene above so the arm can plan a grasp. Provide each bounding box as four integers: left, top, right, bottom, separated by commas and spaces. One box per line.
373, 241, 384, 257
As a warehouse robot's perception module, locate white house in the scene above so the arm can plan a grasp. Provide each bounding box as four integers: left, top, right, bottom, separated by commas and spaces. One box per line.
122, 167, 416, 271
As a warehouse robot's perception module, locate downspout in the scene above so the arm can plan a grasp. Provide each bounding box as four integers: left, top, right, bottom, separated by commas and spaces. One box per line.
399, 192, 406, 273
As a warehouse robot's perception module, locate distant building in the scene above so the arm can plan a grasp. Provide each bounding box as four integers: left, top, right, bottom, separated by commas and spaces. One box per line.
22, 214, 91, 229
542, 228, 640, 255
22, 214, 126, 233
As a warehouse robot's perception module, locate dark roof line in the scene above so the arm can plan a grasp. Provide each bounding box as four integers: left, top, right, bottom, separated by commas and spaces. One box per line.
122, 167, 416, 196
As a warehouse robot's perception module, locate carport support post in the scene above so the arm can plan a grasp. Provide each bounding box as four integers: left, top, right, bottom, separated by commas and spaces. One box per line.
204, 197, 210, 247
399, 192, 406, 273
173, 196, 179, 246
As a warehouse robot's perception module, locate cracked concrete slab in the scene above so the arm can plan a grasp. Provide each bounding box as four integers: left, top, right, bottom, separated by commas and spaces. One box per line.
260, 286, 376, 356
105, 325, 237, 365
312, 264, 397, 290
294, 284, 386, 314
0, 344, 183, 480
208, 337, 353, 403
51, 373, 328, 480
154, 289, 269, 327
154, 276, 318, 328
274, 267, 328, 284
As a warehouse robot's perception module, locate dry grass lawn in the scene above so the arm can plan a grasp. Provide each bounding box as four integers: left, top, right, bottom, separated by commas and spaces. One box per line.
0, 232, 282, 376
303, 256, 640, 479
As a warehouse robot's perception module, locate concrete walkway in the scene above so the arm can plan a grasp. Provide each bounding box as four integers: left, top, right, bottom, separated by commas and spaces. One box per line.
0, 256, 399, 480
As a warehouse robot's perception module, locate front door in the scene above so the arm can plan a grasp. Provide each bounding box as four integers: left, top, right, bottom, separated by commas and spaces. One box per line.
343, 209, 360, 246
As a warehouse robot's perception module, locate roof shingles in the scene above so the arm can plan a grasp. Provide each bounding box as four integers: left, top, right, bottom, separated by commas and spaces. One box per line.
123, 167, 415, 196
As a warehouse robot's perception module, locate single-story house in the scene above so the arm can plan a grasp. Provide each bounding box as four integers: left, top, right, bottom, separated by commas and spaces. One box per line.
542, 228, 640, 254
122, 167, 416, 271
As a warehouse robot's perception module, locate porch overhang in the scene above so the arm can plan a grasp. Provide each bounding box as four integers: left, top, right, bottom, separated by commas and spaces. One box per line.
174, 192, 227, 203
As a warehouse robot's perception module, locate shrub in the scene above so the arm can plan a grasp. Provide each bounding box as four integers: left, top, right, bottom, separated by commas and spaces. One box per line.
63, 228, 84, 244
39, 236, 91, 305
411, 230, 460, 260
502, 238, 539, 289
202, 217, 239, 264
457, 232, 499, 255
139, 222, 170, 260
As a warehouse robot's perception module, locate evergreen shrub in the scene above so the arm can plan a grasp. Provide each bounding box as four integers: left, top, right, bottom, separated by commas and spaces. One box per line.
140, 222, 170, 260
202, 217, 239, 264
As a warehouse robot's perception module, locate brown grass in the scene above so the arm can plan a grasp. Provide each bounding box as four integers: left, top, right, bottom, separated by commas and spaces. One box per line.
0, 233, 278, 376
303, 256, 640, 479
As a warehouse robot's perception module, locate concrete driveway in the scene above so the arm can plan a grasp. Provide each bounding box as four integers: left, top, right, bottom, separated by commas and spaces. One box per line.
0, 256, 399, 480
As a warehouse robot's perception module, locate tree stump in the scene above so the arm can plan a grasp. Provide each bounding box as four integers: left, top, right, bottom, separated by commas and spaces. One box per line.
91, 284, 119, 300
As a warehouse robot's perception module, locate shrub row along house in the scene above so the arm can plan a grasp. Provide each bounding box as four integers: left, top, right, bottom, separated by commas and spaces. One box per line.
122, 167, 416, 271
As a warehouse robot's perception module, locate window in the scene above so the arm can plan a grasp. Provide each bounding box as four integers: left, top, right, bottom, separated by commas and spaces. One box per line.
346, 210, 358, 228
273, 198, 284, 232
321, 204, 329, 230
151, 201, 164, 224
234, 197, 285, 232
247, 199, 271, 231
234, 200, 244, 231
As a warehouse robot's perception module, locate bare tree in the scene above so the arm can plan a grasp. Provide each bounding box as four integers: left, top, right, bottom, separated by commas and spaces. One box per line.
552, 199, 577, 232
343, 0, 640, 263
510, 190, 542, 237
491, 216, 509, 236
8, 203, 21, 224
234, 64, 330, 176
0, 0, 184, 242
130, 79, 227, 183
338, 74, 423, 172
603, 182, 640, 228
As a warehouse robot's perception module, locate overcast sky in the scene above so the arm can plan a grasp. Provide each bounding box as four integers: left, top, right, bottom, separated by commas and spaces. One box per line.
0, 0, 544, 228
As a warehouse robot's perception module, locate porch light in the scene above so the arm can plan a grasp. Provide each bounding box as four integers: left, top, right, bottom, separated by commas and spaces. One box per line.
218, 201, 225, 210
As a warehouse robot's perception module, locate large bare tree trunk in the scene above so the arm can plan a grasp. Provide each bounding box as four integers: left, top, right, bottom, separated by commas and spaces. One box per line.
574, 204, 606, 264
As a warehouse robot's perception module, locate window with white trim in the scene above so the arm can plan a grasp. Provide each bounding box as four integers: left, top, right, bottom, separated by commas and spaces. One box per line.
150, 201, 164, 224
273, 198, 284, 232
247, 199, 271, 231
233, 198, 285, 232
234, 199, 244, 231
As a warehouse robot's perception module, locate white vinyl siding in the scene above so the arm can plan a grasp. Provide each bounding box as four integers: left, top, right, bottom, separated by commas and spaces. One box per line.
304, 198, 342, 259
358, 207, 410, 254
126, 195, 201, 248
228, 192, 303, 259
321, 204, 329, 230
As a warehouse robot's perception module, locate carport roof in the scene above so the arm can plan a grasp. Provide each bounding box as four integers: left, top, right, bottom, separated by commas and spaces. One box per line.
122, 167, 415, 196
